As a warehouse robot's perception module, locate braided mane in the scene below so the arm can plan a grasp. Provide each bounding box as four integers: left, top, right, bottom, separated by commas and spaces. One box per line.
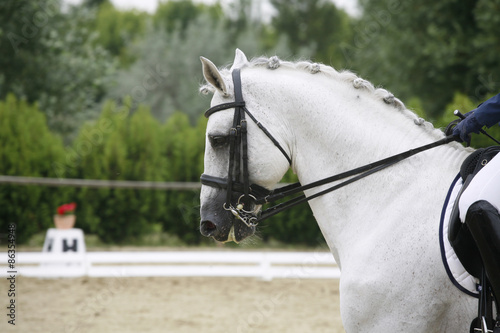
201, 55, 442, 136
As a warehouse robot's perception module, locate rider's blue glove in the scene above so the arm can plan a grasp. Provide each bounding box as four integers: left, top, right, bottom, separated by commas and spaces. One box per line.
452, 111, 482, 143
452, 93, 500, 143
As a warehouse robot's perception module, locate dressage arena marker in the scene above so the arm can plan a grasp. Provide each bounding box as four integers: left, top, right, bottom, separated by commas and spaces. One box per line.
39, 228, 87, 277
0, 251, 340, 280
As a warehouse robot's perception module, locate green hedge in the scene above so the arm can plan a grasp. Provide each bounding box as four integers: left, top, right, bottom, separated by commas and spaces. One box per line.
0, 95, 321, 245
0, 94, 73, 243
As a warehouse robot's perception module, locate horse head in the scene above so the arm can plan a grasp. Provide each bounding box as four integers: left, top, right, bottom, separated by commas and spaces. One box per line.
199, 49, 292, 243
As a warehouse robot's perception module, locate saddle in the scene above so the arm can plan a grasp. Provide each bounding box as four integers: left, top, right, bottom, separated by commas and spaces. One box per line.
448, 146, 500, 333
448, 146, 500, 278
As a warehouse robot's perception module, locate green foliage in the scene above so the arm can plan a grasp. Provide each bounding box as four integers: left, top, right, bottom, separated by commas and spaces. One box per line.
0, 0, 116, 141
161, 113, 205, 243
270, 0, 353, 67
107, 12, 233, 123
153, 0, 223, 34
65, 102, 206, 244
0, 94, 71, 243
9, 0, 500, 248
406, 97, 426, 119
431, 92, 476, 134
82, 0, 109, 8
91, 1, 148, 67
354, 0, 500, 117
107, 1, 300, 124
0, 93, 323, 246
470, 0, 500, 96
163, 113, 202, 181
72, 100, 162, 243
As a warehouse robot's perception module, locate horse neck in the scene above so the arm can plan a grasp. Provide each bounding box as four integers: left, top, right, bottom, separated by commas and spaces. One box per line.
251, 67, 471, 264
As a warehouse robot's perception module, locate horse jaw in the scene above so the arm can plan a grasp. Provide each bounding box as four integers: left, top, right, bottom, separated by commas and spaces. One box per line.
200, 56, 228, 96
231, 48, 249, 70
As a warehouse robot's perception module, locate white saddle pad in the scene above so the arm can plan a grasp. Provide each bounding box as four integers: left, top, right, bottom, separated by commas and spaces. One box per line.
439, 174, 479, 297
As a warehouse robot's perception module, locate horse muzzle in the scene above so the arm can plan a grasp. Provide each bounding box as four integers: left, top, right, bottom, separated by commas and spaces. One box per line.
200, 190, 258, 243
200, 212, 256, 243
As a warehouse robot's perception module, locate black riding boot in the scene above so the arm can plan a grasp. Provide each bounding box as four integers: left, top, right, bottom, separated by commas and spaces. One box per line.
465, 200, 500, 332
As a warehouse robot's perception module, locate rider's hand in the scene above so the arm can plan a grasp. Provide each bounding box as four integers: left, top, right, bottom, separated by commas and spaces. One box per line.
452, 111, 483, 144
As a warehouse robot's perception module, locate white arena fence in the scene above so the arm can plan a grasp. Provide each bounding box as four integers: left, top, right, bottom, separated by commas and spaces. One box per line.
2, 251, 340, 280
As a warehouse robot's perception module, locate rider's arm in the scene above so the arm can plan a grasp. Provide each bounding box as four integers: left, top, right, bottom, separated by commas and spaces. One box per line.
474, 93, 500, 128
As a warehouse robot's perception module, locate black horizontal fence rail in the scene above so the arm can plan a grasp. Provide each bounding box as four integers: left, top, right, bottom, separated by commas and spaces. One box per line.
0, 175, 201, 190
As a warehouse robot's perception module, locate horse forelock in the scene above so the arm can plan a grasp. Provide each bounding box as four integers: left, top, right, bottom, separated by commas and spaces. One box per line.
200, 54, 447, 142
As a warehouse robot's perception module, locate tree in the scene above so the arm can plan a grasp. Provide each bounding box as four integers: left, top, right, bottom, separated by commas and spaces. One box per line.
107, 11, 234, 123
0, 94, 70, 243
153, 0, 223, 35
90, 1, 148, 67
353, 0, 500, 117
72, 100, 169, 243
470, 0, 500, 98
160, 113, 205, 243
82, 0, 109, 8
0, 0, 115, 141
107, 2, 297, 124
269, 0, 353, 67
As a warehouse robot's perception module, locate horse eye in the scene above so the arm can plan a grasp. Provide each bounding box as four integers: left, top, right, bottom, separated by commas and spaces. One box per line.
209, 135, 228, 148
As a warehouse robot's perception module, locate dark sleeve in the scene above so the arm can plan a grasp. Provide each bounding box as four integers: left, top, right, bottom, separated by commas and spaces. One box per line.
475, 93, 500, 128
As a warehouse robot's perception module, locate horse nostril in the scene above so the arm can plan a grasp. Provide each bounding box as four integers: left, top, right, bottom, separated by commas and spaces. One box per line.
200, 220, 218, 237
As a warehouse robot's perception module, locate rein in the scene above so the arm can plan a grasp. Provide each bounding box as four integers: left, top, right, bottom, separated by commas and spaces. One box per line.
201, 68, 458, 226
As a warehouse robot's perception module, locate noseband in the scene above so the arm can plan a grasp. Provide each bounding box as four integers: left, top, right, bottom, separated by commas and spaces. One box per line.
201, 68, 458, 227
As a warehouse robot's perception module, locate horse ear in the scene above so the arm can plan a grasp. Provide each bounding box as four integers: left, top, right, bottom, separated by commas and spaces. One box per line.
231, 48, 249, 70
200, 56, 228, 96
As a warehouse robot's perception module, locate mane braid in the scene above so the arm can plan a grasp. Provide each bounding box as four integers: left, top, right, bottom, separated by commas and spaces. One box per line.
200, 55, 447, 141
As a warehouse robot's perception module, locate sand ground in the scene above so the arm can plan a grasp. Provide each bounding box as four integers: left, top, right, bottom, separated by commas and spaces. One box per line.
1, 276, 345, 333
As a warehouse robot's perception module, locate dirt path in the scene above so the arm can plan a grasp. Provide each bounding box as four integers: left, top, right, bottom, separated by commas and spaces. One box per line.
1, 276, 344, 333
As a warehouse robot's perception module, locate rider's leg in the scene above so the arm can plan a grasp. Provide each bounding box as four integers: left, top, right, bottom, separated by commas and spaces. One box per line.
465, 200, 500, 301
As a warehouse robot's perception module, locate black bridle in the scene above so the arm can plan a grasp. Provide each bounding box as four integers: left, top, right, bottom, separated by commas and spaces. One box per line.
201, 68, 292, 227
201, 68, 458, 227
